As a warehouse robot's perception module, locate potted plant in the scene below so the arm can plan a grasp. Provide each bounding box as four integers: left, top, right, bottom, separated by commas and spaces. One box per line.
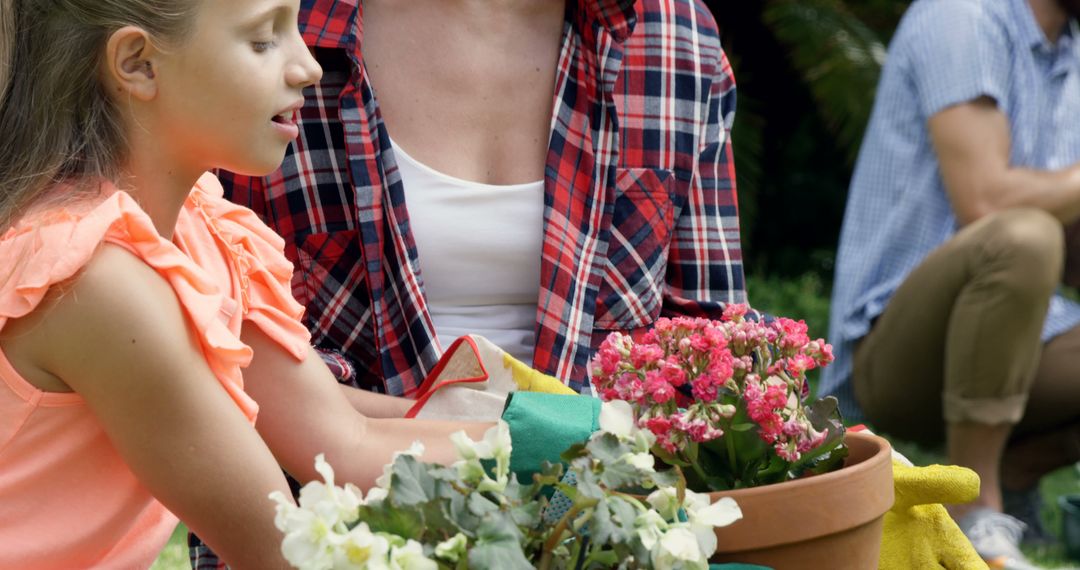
270, 415, 746, 569
588, 305, 893, 568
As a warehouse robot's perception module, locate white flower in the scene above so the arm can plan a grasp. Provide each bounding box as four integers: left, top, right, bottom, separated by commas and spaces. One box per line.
451, 456, 488, 483
624, 451, 656, 472
652, 527, 707, 570
451, 421, 512, 463
598, 399, 636, 438
296, 454, 364, 528
270, 491, 300, 532
635, 509, 669, 551
375, 441, 426, 489
484, 420, 513, 479
269, 492, 334, 570
329, 523, 390, 569
449, 421, 513, 491
476, 472, 510, 494
631, 427, 658, 453
388, 539, 437, 570
434, 533, 468, 563
686, 495, 741, 528
644, 489, 742, 559
450, 430, 483, 461
682, 493, 742, 558
364, 487, 389, 505
645, 487, 680, 520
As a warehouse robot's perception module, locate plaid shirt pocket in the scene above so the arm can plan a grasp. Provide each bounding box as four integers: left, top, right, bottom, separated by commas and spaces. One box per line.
594, 167, 675, 329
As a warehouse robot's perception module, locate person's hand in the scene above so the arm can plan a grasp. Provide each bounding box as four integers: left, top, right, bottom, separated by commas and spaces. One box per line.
880, 461, 987, 569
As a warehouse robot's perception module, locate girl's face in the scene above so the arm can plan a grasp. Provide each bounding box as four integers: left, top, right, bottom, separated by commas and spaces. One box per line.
151, 0, 322, 176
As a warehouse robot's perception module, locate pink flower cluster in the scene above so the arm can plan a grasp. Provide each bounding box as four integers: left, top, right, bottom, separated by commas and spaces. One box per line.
590, 305, 835, 464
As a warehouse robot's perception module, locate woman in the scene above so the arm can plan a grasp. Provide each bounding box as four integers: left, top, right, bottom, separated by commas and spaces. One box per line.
222, 0, 750, 398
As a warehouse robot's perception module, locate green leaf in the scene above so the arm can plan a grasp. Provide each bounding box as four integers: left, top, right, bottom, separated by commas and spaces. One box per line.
559, 442, 588, 463
586, 433, 631, 465
355, 504, 425, 540
467, 491, 499, 517
428, 465, 459, 482
649, 468, 679, 489
730, 422, 756, 432
595, 496, 638, 545
807, 396, 846, 451
446, 492, 481, 536
553, 481, 580, 503
651, 444, 691, 468
468, 516, 533, 570
499, 474, 529, 503
389, 455, 439, 506
590, 500, 618, 545
806, 444, 849, 476
509, 500, 542, 528
573, 468, 606, 502
583, 550, 620, 568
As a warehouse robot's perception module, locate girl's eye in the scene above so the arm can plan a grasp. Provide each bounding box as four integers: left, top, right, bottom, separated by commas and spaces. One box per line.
252, 40, 277, 53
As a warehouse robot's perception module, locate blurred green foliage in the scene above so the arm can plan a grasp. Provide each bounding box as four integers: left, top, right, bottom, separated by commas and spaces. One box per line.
708, 0, 909, 280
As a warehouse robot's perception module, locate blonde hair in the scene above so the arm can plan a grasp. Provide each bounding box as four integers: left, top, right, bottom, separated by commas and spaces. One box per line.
0, 0, 199, 229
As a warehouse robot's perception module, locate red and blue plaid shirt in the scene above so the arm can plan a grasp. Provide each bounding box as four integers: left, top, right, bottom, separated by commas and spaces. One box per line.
221, 0, 747, 396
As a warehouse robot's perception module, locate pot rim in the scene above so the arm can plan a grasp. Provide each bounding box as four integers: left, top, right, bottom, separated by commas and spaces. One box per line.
710, 430, 895, 551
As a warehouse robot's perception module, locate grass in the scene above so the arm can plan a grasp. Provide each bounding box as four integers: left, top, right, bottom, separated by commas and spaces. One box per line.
150, 524, 188, 570
149, 272, 1080, 567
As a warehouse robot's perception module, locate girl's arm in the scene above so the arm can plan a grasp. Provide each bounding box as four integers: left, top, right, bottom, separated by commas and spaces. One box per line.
35, 245, 292, 569
240, 324, 493, 488
338, 383, 412, 418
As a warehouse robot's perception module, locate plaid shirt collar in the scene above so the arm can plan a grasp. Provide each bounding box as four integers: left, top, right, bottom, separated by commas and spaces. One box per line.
299, 0, 638, 50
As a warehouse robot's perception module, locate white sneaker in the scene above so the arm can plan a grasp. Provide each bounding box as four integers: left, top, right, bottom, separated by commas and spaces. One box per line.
957, 508, 1042, 570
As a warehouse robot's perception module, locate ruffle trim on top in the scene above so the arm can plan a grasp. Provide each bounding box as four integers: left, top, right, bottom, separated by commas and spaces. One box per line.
0, 175, 309, 422
184, 174, 310, 362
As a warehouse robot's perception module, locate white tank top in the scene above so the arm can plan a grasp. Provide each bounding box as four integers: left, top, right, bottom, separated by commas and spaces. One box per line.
392, 140, 543, 364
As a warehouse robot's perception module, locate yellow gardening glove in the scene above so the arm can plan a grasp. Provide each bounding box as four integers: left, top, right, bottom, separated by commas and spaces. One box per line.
501, 351, 576, 395
880, 460, 988, 570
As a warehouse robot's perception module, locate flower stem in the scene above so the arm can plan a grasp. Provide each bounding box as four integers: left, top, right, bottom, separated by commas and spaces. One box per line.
725, 427, 738, 481
689, 456, 711, 489
537, 498, 597, 570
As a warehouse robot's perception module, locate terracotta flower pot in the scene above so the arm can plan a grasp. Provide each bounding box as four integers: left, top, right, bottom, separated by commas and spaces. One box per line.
709, 431, 894, 570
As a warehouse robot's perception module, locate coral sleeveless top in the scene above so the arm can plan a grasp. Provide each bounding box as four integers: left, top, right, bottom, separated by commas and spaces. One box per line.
0, 173, 311, 569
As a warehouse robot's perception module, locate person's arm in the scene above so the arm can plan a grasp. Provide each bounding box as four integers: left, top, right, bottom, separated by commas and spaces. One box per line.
928, 96, 1080, 225
36, 245, 292, 569
240, 324, 492, 488
339, 384, 412, 418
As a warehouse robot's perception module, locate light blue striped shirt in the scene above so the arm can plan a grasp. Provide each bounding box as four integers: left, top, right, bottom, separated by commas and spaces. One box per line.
820, 0, 1080, 421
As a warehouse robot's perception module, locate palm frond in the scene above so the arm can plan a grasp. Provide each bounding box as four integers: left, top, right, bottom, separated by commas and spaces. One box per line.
763, 0, 887, 163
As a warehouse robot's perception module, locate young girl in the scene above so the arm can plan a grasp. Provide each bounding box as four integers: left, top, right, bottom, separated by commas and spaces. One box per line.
0, 1, 494, 567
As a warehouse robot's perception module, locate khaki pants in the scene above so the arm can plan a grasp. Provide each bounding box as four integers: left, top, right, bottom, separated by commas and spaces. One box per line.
853, 208, 1080, 444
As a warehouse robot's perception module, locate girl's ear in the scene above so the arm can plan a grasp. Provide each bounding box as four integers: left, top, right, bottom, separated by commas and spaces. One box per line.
102, 26, 159, 101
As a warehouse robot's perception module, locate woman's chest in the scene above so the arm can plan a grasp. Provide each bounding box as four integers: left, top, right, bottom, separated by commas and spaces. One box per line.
360, 1, 565, 185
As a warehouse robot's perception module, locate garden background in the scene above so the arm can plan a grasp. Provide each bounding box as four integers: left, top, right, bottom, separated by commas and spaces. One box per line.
151, 1, 1080, 567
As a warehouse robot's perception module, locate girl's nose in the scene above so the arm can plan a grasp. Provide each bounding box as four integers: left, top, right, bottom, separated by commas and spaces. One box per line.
287, 43, 323, 89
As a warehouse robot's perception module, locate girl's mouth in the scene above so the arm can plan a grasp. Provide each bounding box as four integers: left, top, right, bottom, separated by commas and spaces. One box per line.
270, 111, 299, 139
